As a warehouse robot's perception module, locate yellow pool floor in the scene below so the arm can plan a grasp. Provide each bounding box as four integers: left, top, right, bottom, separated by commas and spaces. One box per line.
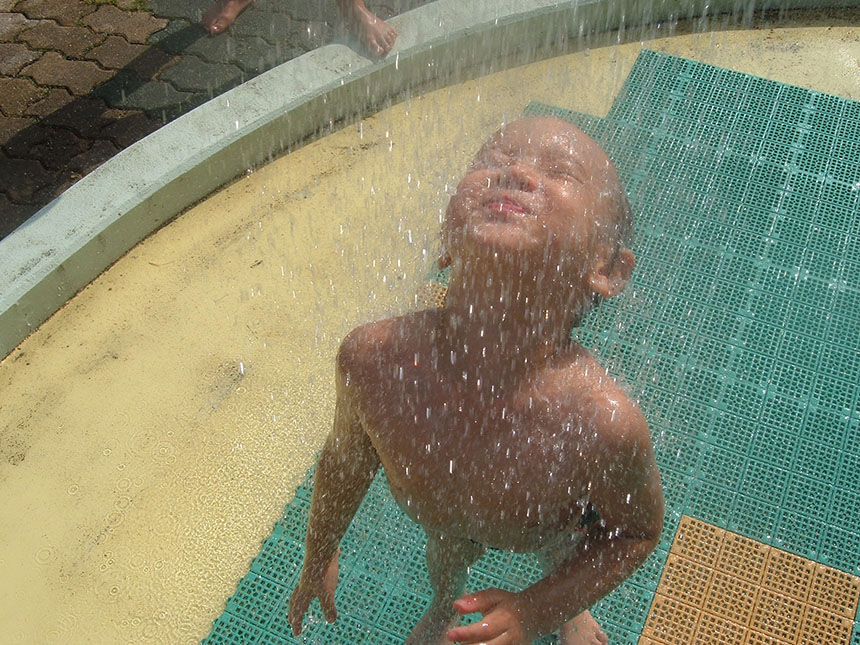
1, 11, 859, 644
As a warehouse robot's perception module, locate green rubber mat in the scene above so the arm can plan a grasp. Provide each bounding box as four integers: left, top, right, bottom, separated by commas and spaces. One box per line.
205, 50, 860, 643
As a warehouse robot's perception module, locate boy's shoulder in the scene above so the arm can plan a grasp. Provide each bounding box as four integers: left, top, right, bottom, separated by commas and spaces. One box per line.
541, 348, 649, 446
337, 310, 440, 372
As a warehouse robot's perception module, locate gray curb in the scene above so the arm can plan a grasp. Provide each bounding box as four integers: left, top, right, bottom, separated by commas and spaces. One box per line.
0, 0, 853, 359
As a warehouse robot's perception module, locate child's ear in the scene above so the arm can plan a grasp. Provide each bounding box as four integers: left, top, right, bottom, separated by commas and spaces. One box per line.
588, 247, 635, 298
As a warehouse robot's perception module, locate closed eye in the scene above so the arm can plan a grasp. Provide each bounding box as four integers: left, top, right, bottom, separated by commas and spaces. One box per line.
547, 164, 583, 183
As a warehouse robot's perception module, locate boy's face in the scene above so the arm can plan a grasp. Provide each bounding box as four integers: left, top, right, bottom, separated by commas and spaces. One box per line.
444, 118, 621, 282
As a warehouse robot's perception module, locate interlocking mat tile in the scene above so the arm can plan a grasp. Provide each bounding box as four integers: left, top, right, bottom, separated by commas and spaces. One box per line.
205, 50, 860, 644
641, 516, 859, 644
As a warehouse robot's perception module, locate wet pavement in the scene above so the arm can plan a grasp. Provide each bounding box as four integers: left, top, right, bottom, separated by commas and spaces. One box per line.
0, 0, 422, 240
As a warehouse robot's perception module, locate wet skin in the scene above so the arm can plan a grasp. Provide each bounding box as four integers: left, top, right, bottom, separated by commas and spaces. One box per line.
202, 0, 253, 35
336, 0, 398, 57
288, 118, 664, 644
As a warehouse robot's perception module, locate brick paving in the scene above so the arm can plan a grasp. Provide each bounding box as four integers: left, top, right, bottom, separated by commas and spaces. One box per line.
0, 0, 424, 241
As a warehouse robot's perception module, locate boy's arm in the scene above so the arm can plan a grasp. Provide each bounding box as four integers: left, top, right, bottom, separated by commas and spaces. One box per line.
518, 408, 664, 635
449, 404, 663, 643
288, 347, 381, 633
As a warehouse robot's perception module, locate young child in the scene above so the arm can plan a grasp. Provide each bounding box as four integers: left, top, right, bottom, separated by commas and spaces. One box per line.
288, 117, 664, 644
203, 0, 398, 57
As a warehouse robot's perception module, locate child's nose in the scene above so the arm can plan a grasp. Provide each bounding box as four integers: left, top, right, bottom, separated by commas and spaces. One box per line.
498, 163, 540, 192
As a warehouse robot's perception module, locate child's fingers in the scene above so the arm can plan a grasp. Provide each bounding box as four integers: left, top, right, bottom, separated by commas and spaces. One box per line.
452, 588, 509, 614
447, 619, 509, 644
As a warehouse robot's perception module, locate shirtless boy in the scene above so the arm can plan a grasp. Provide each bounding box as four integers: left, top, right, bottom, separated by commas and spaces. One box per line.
288, 117, 664, 644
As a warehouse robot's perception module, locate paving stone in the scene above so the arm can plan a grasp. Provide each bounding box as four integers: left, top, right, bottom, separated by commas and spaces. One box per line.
228, 9, 301, 45
278, 0, 336, 23
82, 4, 169, 43
86, 35, 174, 77
0, 0, 428, 244
93, 69, 193, 115
17, 0, 97, 25
66, 137, 119, 174
0, 153, 56, 201
148, 0, 207, 22
102, 106, 135, 121
0, 192, 35, 239
92, 68, 141, 105
271, 19, 330, 51
0, 43, 41, 75
29, 126, 91, 170
16, 19, 107, 57
0, 77, 46, 117
99, 110, 160, 147
0, 11, 40, 38
146, 18, 206, 52
86, 34, 147, 69
373, 0, 424, 17
1, 120, 49, 156
41, 96, 111, 138
0, 115, 36, 146
30, 167, 80, 206
266, 39, 306, 66
159, 54, 241, 94
185, 32, 275, 75
109, 77, 193, 118
124, 43, 175, 77
20, 52, 114, 95
23, 87, 74, 117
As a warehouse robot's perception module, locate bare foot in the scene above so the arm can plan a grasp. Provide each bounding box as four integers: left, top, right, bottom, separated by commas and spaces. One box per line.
405, 605, 458, 645
336, 0, 398, 57
560, 610, 609, 645
202, 0, 254, 35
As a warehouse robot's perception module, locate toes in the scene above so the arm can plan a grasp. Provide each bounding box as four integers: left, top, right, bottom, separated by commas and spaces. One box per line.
368, 37, 388, 57
368, 39, 384, 56
374, 29, 397, 55
203, 12, 229, 34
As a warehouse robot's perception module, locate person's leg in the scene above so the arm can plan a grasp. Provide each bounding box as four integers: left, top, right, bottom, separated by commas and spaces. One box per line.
335, 0, 398, 57
537, 537, 609, 645
405, 530, 484, 645
202, 0, 254, 35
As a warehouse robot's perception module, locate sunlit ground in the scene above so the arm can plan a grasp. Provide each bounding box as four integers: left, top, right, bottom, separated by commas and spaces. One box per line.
1, 11, 858, 644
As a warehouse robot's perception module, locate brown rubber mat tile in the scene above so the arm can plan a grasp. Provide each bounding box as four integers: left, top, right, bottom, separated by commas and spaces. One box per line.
640, 516, 860, 645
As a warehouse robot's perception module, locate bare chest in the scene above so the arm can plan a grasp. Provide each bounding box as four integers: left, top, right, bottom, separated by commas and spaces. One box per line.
356, 375, 593, 548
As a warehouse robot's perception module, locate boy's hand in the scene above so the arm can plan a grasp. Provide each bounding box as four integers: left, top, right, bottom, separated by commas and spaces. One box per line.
287, 548, 340, 635
447, 589, 537, 644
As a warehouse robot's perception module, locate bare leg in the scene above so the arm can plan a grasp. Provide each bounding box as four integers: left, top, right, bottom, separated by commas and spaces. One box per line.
537, 536, 609, 645
559, 611, 609, 645
405, 530, 484, 645
202, 0, 254, 35
335, 0, 398, 57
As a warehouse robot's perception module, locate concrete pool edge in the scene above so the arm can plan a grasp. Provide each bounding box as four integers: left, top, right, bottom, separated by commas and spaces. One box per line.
0, 0, 854, 360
